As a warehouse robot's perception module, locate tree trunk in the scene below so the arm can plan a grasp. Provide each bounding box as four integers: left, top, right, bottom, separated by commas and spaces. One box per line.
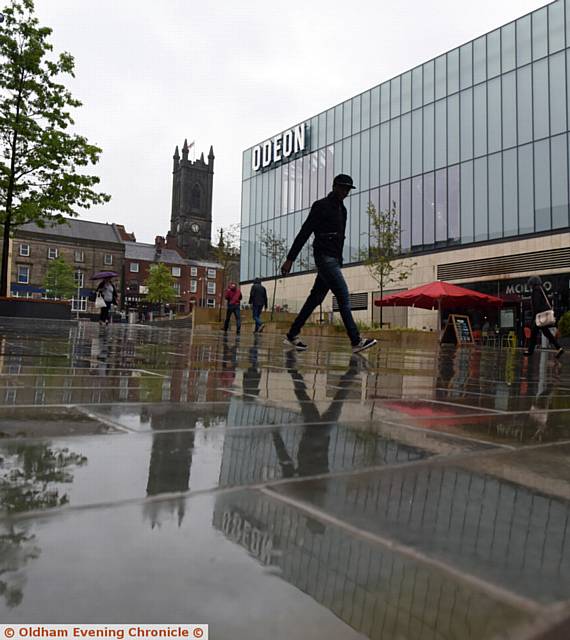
271, 277, 278, 321
0, 216, 11, 298
1, 70, 25, 298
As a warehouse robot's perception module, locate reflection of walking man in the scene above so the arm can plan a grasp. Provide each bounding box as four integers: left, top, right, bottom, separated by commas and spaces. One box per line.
249, 278, 268, 333
280, 174, 376, 355
271, 351, 363, 479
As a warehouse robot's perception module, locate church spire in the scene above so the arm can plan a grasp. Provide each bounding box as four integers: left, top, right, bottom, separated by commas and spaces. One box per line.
208, 145, 215, 170
182, 139, 189, 161
173, 145, 180, 170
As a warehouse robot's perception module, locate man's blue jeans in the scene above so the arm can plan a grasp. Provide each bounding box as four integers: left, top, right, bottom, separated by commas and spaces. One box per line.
224, 304, 241, 333
287, 254, 360, 345
252, 304, 263, 331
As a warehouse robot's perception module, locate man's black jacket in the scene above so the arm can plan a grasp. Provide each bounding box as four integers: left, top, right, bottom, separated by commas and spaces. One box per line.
249, 283, 268, 307
286, 192, 347, 262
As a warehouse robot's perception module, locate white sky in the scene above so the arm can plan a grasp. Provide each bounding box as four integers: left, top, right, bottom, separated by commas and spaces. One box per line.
34, 0, 548, 243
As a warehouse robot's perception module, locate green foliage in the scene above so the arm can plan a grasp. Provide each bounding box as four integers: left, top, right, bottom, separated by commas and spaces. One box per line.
0, 0, 110, 295
259, 228, 288, 320
361, 201, 416, 325
558, 311, 570, 337
43, 256, 75, 299
144, 263, 176, 304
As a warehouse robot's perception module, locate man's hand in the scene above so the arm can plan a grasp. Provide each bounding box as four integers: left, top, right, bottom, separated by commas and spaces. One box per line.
281, 259, 293, 276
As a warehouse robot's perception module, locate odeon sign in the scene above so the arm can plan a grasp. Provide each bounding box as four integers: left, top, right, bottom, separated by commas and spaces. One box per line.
251, 123, 307, 172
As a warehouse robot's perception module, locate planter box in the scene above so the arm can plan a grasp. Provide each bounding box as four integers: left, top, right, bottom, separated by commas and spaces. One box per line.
0, 297, 71, 320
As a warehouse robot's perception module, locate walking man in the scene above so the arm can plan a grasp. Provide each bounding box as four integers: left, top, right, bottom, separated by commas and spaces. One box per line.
280, 174, 377, 354
223, 282, 242, 335
249, 277, 268, 333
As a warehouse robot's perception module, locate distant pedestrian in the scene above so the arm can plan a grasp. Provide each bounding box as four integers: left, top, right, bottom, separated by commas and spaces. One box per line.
524, 276, 564, 358
96, 277, 117, 326
280, 174, 377, 354
223, 282, 242, 335
249, 277, 268, 333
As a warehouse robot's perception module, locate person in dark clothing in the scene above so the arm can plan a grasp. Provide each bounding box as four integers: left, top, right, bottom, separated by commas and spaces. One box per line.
280, 174, 377, 354
524, 276, 563, 357
248, 277, 268, 333
223, 282, 242, 335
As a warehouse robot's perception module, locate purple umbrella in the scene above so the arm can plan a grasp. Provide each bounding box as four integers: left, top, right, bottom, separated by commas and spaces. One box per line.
92, 271, 118, 280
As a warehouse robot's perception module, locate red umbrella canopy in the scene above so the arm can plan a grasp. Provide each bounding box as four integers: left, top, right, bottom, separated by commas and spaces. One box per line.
374, 281, 503, 310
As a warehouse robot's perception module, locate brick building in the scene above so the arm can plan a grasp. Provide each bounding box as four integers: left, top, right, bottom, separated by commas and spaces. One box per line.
11, 220, 131, 312
123, 236, 224, 314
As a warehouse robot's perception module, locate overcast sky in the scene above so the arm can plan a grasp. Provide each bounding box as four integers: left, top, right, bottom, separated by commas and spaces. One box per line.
33, 0, 547, 244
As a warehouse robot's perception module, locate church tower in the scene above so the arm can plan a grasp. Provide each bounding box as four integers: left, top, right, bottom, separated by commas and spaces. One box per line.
170, 140, 214, 259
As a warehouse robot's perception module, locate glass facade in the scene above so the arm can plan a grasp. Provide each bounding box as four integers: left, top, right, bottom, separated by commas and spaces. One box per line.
241, 0, 570, 282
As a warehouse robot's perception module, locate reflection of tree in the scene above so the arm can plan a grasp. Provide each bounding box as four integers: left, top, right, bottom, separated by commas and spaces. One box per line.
0, 442, 86, 609
0, 443, 87, 513
0, 522, 40, 608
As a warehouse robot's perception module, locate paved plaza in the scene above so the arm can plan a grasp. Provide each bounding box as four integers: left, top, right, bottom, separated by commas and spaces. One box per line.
0, 318, 569, 639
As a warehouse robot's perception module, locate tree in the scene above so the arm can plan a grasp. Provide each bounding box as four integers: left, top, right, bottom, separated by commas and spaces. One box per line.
43, 256, 75, 299
144, 263, 176, 309
259, 228, 288, 320
213, 224, 239, 320
361, 201, 416, 327
0, 0, 110, 297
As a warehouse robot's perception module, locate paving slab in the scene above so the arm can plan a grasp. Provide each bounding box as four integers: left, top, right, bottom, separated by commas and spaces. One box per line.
1, 319, 569, 638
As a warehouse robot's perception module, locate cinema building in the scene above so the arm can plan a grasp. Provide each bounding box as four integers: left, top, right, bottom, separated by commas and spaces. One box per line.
240, 0, 570, 334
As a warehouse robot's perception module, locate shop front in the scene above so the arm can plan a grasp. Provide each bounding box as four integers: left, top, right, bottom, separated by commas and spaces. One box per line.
455, 274, 570, 345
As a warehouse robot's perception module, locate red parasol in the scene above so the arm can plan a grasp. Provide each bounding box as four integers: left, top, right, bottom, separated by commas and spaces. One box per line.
374, 281, 503, 310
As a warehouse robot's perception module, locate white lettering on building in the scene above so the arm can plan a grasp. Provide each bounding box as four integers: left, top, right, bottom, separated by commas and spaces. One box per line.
505, 280, 552, 296
251, 123, 307, 171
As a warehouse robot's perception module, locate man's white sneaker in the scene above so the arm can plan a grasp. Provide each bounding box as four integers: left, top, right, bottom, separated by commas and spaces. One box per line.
283, 335, 308, 351
352, 337, 377, 354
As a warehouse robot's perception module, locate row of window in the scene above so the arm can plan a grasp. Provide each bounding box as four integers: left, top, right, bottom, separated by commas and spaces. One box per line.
18, 244, 115, 265
17, 266, 86, 286
241, 135, 570, 281
243, 47, 570, 227
126, 279, 216, 296
243, 0, 569, 179
128, 263, 217, 279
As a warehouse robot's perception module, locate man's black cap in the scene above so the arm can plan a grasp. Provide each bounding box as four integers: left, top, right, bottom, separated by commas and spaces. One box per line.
333, 174, 356, 189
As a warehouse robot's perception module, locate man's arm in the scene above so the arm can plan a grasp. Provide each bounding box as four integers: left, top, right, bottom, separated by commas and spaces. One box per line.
281, 203, 318, 275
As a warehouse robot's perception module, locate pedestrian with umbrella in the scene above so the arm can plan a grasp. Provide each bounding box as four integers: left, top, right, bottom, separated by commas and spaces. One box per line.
93, 271, 118, 326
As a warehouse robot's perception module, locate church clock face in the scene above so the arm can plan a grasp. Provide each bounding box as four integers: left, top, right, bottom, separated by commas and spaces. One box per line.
191, 223, 200, 234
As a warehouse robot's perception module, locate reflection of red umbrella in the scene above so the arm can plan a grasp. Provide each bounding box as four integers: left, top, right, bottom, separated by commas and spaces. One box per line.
92, 271, 118, 279
381, 400, 490, 427
375, 281, 503, 310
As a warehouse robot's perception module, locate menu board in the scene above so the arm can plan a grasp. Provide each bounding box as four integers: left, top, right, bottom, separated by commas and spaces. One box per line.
441, 314, 474, 344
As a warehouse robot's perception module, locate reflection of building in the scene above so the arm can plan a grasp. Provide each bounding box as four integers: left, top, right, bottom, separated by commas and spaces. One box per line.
212, 487, 528, 639
240, 0, 570, 336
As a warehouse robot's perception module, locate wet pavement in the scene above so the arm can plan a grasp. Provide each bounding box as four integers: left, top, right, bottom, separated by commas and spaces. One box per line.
0, 319, 569, 638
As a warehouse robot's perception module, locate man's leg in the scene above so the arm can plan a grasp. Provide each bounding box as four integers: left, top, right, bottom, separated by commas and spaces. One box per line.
317, 257, 360, 345
223, 307, 232, 331
287, 274, 329, 339
252, 305, 261, 331
235, 307, 241, 334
